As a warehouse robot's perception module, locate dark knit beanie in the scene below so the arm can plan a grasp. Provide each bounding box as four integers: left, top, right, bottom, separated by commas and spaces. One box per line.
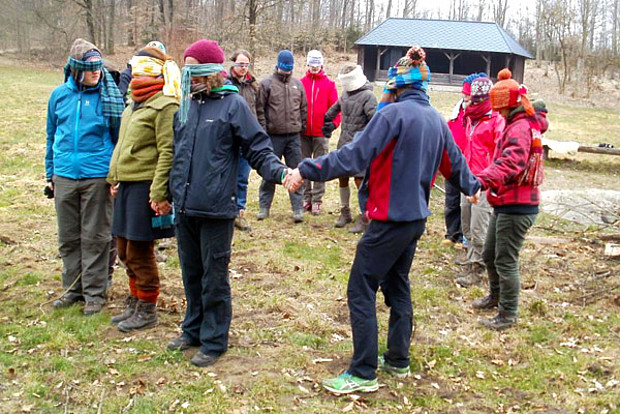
183, 39, 225, 64
277, 50, 294, 72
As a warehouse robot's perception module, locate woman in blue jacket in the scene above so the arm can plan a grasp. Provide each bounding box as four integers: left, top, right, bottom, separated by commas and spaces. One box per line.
167, 39, 287, 367
45, 38, 124, 315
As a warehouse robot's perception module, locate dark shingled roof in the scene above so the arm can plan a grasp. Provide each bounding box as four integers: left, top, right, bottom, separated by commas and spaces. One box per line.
355, 18, 533, 58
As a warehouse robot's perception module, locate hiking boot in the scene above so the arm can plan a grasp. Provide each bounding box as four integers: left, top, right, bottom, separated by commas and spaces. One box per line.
167, 335, 199, 351
349, 214, 369, 234
311, 202, 322, 216
190, 351, 221, 367
84, 301, 103, 316
117, 300, 157, 332
234, 211, 251, 232
378, 356, 410, 378
257, 208, 269, 220
111, 295, 138, 324
293, 209, 304, 223
472, 294, 499, 310
334, 206, 353, 228
479, 312, 517, 331
302, 201, 312, 212
322, 371, 379, 394
455, 263, 485, 287
455, 251, 468, 266
52, 295, 82, 309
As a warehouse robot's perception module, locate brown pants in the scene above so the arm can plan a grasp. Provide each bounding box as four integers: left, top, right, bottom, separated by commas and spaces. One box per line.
116, 237, 159, 303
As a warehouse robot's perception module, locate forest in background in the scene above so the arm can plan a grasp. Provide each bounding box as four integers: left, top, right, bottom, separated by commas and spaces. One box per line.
0, 0, 619, 98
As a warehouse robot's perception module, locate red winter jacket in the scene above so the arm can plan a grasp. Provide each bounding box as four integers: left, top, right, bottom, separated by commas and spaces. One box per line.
477, 110, 549, 209
463, 111, 505, 174
447, 100, 468, 153
300, 70, 340, 137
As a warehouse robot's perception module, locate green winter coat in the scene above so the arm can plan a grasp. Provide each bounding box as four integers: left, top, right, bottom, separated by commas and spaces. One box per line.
107, 92, 178, 202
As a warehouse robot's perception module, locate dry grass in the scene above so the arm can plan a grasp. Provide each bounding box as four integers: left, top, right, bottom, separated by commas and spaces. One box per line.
0, 65, 619, 414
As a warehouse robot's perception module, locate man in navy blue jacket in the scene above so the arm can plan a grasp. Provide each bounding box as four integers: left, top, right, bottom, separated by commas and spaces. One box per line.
285, 47, 481, 394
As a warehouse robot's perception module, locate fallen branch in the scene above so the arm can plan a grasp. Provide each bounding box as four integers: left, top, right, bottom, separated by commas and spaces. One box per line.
96, 389, 106, 414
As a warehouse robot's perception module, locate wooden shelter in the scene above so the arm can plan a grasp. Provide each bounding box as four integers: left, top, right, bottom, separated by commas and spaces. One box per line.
354, 18, 533, 84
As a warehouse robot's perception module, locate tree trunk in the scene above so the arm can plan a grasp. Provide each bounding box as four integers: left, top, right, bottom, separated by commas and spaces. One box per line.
84, 0, 96, 43
107, 0, 115, 53
127, 0, 135, 46
386, 0, 392, 18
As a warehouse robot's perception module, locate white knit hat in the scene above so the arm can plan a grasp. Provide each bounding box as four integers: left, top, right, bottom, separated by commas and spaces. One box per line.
306, 50, 324, 67
338, 65, 367, 92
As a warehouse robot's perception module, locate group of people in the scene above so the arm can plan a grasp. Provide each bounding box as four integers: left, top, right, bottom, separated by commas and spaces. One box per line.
45, 37, 547, 394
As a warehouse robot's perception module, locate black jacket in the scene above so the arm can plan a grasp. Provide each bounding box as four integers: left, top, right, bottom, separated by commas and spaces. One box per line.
325, 81, 377, 145
227, 71, 259, 118
170, 90, 286, 219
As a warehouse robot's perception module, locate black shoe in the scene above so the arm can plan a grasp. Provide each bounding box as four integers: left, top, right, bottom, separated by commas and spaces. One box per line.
52, 295, 82, 309
84, 301, 103, 315
472, 294, 499, 310
190, 351, 221, 367
479, 313, 517, 331
167, 336, 198, 351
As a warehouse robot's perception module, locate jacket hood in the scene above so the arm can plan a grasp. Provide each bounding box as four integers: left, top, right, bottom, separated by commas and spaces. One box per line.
509, 99, 549, 133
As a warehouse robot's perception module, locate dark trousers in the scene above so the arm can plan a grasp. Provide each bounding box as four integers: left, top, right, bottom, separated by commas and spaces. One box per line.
347, 219, 426, 380
483, 212, 537, 316
54, 176, 112, 304
444, 181, 463, 243
176, 214, 234, 356
301, 135, 329, 204
259, 133, 303, 211
116, 237, 159, 303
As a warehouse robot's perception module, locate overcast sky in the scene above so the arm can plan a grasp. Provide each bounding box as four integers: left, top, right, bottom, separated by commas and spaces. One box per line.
380, 0, 538, 22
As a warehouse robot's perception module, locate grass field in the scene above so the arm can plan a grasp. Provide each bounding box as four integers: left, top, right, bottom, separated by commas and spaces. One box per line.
0, 65, 618, 413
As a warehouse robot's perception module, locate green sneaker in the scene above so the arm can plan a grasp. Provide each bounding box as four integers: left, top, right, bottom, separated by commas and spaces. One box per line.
378, 356, 410, 378
322, 371, 379, 394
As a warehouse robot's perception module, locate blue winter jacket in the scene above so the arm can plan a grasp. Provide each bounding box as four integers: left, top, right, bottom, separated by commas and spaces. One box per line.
170, 90, 286, 219
45, 77, 118, 181
298, 89, 481, 222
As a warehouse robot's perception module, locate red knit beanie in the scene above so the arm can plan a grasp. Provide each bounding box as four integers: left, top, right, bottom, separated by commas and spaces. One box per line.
490, 68, 534, 115
183, 39, 225, 64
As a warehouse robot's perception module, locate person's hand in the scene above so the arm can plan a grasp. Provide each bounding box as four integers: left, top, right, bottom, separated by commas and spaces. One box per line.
283, 168, 304, 192
44, 181, 54, 199
150, 199, 172, 215
110, 183, 119, 198
322, 121, 335, 138
466, 189, 481, 204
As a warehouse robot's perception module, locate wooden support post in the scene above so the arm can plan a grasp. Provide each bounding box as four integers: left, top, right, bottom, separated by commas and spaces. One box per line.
481, 52, 491, 76
443, 51, 461, 84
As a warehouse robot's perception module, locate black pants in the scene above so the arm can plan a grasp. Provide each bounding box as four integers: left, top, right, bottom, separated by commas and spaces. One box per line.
176, 214, 234, 356
258, 133, 303, 211
444, 181, 463, 243
347, 219, 426, 380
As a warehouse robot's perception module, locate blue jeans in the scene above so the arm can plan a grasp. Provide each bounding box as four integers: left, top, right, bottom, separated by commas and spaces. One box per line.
236, 152, 251, 211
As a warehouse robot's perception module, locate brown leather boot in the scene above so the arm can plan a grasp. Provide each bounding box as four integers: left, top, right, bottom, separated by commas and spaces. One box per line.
335, 206, 353, 228
117, 300, 157, 332
111, 295, 138, 324
349, 214, 369, 234
456, 263, 485, 287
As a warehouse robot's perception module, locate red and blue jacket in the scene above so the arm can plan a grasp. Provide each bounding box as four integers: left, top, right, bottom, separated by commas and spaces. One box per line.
298, 89, 481, 222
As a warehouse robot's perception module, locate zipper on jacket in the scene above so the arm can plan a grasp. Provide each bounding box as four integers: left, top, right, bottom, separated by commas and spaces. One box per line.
180, 99, 203, 213
73, 92, 82, 178
310, 79, 315, 134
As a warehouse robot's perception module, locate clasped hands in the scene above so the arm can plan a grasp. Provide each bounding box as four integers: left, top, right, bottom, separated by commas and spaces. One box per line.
466, 189, 482, 204
282, 168, 304, 192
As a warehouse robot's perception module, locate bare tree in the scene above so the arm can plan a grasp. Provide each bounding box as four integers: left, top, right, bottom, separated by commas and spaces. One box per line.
493, 0, 508, 26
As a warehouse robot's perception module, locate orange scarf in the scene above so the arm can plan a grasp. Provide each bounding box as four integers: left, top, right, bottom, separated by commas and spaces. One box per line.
131, 78, 164, 103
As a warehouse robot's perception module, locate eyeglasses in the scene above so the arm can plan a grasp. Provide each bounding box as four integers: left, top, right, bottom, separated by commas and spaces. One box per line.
233, 63, 250, 68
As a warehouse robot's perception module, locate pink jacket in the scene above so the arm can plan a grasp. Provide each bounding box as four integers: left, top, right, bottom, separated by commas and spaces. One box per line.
463, 111, 505, 174
300, 70, 340, 137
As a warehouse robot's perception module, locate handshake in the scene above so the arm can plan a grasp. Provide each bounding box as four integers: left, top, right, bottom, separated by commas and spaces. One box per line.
282, 168, 304, 192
